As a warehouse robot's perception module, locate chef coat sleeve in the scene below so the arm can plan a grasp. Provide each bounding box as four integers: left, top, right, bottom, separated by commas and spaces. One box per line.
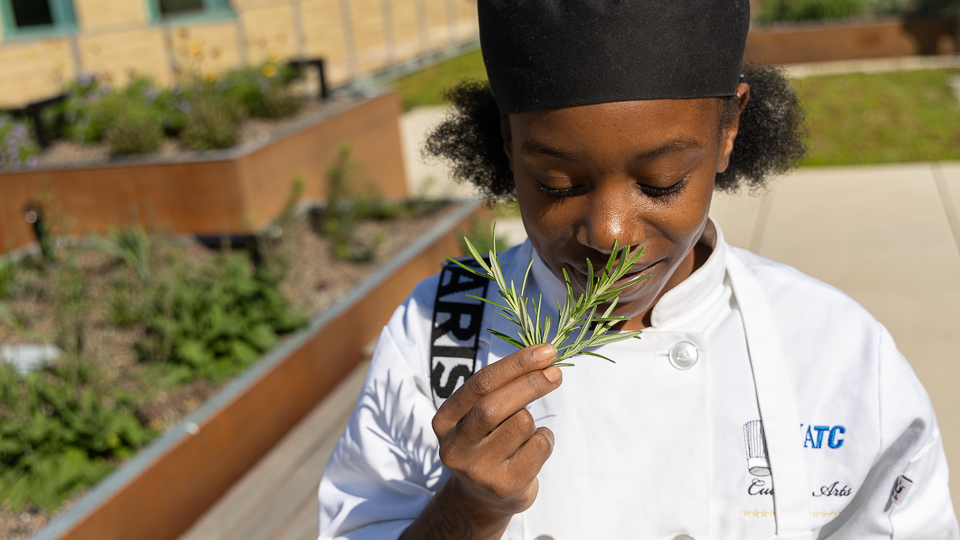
820, 324, 959, 539
317, 279, 452, 540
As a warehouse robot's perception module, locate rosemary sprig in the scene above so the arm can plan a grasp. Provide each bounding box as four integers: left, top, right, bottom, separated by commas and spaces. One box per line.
448, 225, 650, 366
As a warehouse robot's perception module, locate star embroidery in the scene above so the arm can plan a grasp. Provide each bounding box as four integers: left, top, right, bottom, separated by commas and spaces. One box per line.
743, 509, 751, 517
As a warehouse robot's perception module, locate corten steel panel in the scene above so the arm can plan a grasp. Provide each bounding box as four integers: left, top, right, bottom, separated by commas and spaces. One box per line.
745, 17, 958, 65
0, 160, 244, 251
0, 92, 406, 252
49, 206, 479, 540
237, 91, 407, 228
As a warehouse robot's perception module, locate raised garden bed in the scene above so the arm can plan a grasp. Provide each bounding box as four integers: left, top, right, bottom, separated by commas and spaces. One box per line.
0, 90, 407, 253
746, 15, 959, 64
0, 190, 488, 540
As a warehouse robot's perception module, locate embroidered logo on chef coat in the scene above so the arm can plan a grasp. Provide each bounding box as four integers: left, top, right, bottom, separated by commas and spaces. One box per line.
801, 424, 846, 449
430, 257, 490, 407
743, 420, 771, 477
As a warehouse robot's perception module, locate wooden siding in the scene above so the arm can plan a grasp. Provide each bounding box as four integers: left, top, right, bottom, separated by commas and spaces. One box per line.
74, 0, 148, 29
238, 3, 299, 64
77, 27, 172, 87
0, 38, 77, 108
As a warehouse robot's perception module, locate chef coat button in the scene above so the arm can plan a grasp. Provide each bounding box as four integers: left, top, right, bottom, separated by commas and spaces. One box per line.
534, 536, 556, 540
668, 341, 699, 370
672, 535, 695, 540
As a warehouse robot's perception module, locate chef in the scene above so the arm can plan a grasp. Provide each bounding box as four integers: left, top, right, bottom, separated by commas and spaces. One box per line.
318, 1, 959, 538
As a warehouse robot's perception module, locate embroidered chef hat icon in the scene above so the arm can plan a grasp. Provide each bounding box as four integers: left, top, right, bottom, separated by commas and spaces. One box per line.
743, 420, 772, 477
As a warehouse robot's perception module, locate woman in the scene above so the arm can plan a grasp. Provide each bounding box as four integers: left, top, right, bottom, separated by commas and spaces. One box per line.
318, 1, 958, 538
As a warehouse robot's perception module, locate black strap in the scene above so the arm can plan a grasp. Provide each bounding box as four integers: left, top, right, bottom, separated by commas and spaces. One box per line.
430, 256, 490, 408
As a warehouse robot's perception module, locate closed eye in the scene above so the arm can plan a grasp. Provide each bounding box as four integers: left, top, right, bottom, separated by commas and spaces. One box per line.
640, 175, 689, 199
536, 181, 578, 197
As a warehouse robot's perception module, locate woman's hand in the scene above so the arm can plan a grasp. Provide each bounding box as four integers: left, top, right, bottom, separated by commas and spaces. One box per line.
401, 343, 562, 540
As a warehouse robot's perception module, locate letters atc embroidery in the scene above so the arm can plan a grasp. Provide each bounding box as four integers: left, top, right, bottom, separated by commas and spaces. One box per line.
801, 424, 845, 449
430, 257, 490, 407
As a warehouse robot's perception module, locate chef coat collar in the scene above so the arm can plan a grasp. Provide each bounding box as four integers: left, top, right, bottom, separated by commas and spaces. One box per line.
527, 217, 727, 330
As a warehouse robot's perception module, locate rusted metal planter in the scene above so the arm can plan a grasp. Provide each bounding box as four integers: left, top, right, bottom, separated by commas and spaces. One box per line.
31, 199, 483, 540
0, 91, 407, 252
745, 15, 958, 64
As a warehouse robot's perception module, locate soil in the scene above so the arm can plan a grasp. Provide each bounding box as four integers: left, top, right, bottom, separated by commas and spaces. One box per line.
0, 200, 462, 539
32, 97, 348, 169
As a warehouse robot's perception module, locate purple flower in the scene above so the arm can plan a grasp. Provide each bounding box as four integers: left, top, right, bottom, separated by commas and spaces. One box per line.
78, 72, 96, 88
26, 155, 38, 169
176, 100, 192, 114
13, 124, 26, 139
144, 86, 160, 104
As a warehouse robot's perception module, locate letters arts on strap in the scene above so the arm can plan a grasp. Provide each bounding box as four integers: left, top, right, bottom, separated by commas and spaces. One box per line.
430, 256, 490, 408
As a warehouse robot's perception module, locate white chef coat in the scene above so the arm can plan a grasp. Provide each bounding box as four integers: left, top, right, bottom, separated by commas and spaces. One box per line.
317, 218, 958, 539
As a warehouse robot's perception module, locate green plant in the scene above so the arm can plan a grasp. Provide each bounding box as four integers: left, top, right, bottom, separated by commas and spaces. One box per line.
179, 88, 245, 150
318, 146, 383, 262
221, 64, 303, 119
53, 259, 87, 358
0, 256, 21, 300
0, 362, 152, 511
135, 253, 306, 382
104, 102, 166, 156
756, 0, 871, 22
0, 115, 41, 170
92, 224, 153, 282
451, 227, 648, 366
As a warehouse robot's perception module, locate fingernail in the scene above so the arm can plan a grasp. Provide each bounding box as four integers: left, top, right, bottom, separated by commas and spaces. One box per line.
533, 344, 556, 363
543, 366, 562, 383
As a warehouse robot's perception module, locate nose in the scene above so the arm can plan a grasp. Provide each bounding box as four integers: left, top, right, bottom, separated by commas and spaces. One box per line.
575, 186, 645, 255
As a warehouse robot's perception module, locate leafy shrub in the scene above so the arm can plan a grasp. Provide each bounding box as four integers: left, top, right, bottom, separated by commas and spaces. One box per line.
756, 0, 871, 23
104, 102, 166, 156
179, 88, 245, 151
0, 362, 152, 511
0, 115, 41, 170
756, 0, 958, 22
315, 146, 384, 262
92, 224, 153, 282
135, 253, 306, 382
221, 64, 303, 119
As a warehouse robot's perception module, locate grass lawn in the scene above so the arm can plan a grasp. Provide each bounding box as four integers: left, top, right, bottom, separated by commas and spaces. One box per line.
392, 48, 487, 111
389, 50, 960, 165
795, 69, 960, 165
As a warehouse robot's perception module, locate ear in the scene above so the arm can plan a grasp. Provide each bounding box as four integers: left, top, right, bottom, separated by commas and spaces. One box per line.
500, 114, 514, 171
717, 82, 750, 173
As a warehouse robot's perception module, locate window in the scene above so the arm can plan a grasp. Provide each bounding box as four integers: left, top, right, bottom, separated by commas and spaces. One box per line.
148, 0, 232, 22
159, 0, 204, 17
0, 0, 76, 38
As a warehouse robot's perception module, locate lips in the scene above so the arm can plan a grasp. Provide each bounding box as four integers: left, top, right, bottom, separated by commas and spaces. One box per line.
568, 259, 658, 292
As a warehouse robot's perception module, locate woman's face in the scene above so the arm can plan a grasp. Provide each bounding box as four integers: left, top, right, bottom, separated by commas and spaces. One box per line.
502, 91, 745, 330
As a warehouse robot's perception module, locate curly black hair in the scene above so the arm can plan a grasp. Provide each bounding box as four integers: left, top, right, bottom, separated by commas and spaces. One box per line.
422, 63, 806, 203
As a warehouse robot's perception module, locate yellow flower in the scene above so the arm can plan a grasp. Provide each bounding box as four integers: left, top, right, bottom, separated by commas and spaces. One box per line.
262, 63, 278, 78
204, 70, 217, 81
268, 50, 280, 63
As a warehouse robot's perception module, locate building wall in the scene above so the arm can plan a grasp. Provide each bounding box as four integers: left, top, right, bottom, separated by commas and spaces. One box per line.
0, 0, 479, 108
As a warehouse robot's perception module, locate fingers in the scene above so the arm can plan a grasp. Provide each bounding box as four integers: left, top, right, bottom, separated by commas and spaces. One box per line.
455, 365, 560, 444
509, 427, 555, 478
434, 343, 559, 435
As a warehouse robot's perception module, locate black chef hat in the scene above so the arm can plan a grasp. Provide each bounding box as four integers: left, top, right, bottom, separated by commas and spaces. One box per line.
478, 0, 752, 114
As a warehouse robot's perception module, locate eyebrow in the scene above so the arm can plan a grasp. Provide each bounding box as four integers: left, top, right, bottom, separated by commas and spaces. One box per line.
520, 135, 703, 162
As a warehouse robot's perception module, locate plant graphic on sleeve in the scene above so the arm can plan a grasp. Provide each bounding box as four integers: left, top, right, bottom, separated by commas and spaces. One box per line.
449, 225, 649, 366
